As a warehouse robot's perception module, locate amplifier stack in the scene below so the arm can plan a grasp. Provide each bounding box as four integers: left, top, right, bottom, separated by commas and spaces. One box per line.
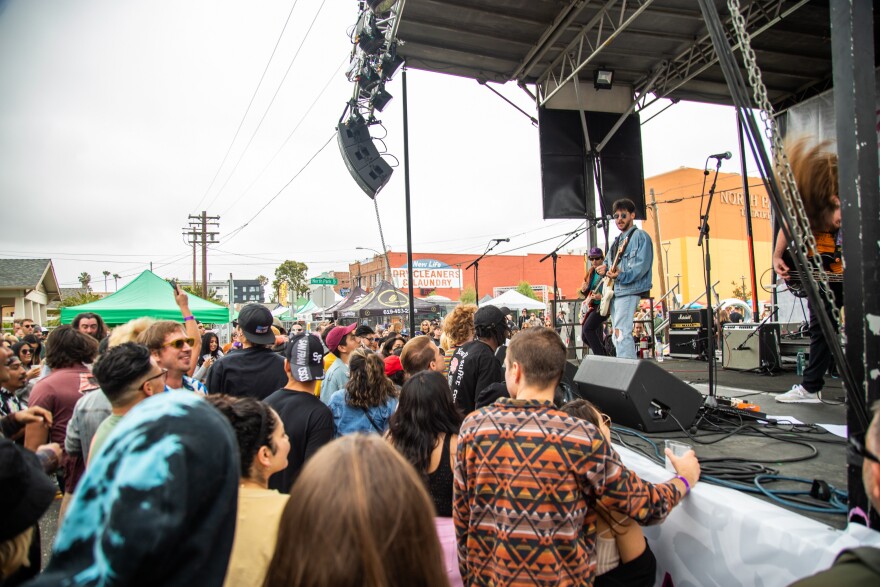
668, 309, 709, 359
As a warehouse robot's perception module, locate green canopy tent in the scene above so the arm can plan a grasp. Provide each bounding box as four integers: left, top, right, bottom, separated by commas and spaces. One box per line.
60, 270, 231, 325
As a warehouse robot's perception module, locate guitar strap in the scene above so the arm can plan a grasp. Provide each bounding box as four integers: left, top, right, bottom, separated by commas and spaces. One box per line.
609, 227, 638, 262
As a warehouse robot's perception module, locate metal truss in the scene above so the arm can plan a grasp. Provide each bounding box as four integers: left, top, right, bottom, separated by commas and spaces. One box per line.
632, 0, 811, 105
534, 0, 656, 107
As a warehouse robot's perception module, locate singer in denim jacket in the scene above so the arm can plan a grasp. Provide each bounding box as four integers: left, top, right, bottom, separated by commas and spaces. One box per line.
603, 200, 653, 359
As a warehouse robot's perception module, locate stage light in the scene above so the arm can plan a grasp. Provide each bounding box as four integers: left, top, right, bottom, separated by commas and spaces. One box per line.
367, 0, 398, 14
356, 60, 381, 93
356, 12, 385, 55
370, 85, 393, 112
593, 68, 614, 90
379, 50, 404, 80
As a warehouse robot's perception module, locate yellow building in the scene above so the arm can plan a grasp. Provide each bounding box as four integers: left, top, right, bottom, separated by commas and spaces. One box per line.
643, 168, 773, 306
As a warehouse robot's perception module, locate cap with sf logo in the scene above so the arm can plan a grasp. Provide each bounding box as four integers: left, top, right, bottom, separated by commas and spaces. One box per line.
284, 333, 325, 382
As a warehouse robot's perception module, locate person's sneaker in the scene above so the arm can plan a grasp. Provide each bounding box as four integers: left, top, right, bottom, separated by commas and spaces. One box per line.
775, 384, 820, 403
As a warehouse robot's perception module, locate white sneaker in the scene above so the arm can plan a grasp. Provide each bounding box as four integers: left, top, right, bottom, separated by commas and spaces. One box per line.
775, 384, 820, 404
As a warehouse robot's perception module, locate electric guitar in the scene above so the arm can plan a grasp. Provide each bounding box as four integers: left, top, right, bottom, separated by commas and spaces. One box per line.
599, 232, 633, 317
781, 250, 843, 298
579, 272, 603, 323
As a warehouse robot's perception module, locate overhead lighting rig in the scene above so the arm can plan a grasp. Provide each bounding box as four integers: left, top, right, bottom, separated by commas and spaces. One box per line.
337, 1, 405, 198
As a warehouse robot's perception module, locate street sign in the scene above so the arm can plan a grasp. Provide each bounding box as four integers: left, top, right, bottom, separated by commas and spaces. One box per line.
310, 277, 338, 285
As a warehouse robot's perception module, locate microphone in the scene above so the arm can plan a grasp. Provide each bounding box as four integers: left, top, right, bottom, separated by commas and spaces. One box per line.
493, 238, 510, 242
709, 151, 732, 160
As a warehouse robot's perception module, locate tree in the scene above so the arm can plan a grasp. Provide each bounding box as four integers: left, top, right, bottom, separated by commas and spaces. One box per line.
112, 273, 120, 291
102, 270, 110, 291
731, 280, 751, 302
179, 284, 225, 306
515, 281, 539, 301
78, 272, 92, 291
272, 261, 309, 304
48, 290, 103, 326
460, 287, 476, 304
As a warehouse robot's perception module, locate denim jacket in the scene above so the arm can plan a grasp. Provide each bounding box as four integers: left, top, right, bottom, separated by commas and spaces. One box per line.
328, 389, 398, 437
605, 227, 653, 297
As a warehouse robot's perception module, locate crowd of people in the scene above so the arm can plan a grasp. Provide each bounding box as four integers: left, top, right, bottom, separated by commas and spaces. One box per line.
0, 281, 709, 587
1, 140, 873, 584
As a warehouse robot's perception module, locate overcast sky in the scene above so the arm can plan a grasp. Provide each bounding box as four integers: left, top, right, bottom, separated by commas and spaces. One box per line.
0, 0, 759, 292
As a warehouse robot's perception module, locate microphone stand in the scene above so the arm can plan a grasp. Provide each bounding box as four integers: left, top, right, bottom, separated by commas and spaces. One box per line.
540, 222, 594, 330
466, 239, 505, 303
698, 158, 723, 408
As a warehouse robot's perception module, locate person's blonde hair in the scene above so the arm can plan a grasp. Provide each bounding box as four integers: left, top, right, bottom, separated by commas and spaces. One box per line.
444, 304, 477, 347
0, 527, 33, 579
263, 435, 448, 587
783, 137, 839, 231
345, 349, 396, 409
108, 317, 156, 348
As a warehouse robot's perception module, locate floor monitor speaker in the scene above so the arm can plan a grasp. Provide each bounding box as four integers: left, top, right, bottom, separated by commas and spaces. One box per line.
573, 356, 703, 432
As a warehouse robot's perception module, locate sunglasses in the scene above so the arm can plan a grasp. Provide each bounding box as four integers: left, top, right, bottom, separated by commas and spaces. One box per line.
291, 328, 303, 333
612, 212, 629, 219
20, 348, 33, 354
847, 432, 880, 465
162, 337, 195, 350
589, 257, 603, 261
22, 324, 35, 329
141, 368, 168, 389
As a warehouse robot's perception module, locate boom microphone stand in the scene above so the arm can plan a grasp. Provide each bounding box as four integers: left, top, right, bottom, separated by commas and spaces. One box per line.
698, 154, 728, 408
466, 238, 508, 303
540, 222, 596, 330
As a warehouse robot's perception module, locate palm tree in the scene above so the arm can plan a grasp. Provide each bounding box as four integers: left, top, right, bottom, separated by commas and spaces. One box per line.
102, 270, 111, 292
78, 272, 92, 292
112, 273, 120, 291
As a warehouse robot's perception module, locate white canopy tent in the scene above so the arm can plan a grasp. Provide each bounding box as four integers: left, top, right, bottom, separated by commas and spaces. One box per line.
484, 289, 546, 311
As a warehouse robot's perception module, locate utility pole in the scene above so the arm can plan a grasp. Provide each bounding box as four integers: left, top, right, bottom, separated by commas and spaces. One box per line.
183, 212, 219, 297
649, 189, 668, 318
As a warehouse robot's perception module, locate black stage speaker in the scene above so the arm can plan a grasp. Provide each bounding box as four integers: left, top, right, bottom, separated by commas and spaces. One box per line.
337, 121, 393, 198
721, 323, 781, 371
538, 108, 646, 220
573, 355, 703, 432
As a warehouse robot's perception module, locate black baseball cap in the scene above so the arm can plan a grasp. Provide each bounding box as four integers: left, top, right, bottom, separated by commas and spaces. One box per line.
1, 439, 56, 541
237, 304, 276, 345
474, 305, 507, 328
284, 334, 325, 382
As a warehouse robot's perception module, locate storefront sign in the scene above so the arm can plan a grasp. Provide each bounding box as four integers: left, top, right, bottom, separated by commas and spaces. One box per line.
392, 259, 461, 289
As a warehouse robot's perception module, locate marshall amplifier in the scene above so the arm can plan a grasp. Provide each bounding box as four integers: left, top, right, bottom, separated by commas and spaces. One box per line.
669, 309, 709, 331
669, 330, 706, 359
722, 323, 781, 371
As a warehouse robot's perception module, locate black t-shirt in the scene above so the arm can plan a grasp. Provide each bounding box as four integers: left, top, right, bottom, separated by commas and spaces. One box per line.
205, 346, 287, 400
447, 340, 504, 415
264, 388, 335, 494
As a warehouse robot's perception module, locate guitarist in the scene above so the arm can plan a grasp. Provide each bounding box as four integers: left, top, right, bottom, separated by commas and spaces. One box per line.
579, 247, 608, 356
772, 139, 842, 404
596, 199, 654, 359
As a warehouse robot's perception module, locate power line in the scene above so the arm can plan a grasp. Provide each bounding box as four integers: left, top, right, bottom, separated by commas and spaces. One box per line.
204, 0, 330, 213
191, 0, 302, 214
220, 132, 335, 245
219, 55, 348, 217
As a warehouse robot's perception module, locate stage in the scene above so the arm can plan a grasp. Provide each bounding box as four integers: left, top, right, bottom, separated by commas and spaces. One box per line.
604, 356, 849, 529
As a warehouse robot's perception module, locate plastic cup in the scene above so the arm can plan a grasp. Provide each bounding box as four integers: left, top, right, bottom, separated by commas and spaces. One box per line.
664, 440, 692, 473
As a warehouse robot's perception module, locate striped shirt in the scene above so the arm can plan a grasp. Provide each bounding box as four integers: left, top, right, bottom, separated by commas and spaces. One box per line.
454, 398, 683, 586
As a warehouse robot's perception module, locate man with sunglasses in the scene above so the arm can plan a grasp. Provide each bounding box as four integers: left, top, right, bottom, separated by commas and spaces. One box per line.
792, 406, 880, 585
580, 247, 609, 356
88, 343, 167, 461
137, 321, 205, 395
596, 198, 653, 359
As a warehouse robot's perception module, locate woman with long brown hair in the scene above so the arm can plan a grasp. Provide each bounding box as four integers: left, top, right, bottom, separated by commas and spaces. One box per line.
263, 435, 449, 587
327, 349, 398, 437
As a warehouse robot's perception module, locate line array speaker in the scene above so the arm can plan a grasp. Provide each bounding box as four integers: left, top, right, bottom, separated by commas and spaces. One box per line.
337, 121, 393, 198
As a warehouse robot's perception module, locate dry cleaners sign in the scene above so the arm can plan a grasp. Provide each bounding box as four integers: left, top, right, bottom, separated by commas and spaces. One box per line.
392, 259, 461, 289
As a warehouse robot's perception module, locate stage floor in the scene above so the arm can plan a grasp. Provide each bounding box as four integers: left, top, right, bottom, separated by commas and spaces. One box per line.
618, 356, 848, 528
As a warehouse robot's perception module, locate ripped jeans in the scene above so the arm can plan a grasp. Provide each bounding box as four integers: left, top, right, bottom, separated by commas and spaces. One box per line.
610, 294, 640, 359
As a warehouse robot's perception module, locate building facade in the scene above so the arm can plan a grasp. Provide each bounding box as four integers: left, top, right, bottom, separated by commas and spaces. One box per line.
642, 168, 773, 306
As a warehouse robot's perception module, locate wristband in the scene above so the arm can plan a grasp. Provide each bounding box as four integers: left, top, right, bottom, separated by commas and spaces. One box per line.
675, 475, 691, 494
183, 315, 195, 322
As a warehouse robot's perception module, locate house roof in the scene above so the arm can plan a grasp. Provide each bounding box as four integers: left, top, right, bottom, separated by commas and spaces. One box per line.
0, 259, 60, 298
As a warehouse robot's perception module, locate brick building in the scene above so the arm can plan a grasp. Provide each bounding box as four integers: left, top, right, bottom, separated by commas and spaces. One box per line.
349, 251, 586, 302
